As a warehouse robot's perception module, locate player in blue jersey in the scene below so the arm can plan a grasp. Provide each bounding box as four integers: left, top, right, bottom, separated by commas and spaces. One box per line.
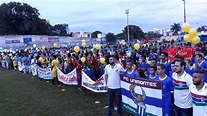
157, 64, 174, 116
146, 58, 157, 78
82, 63, 92, 96
195, 54, 207, 82
148, 66, 159, 80
125, 60, 139, 78
169, 60, 176, 78
159, 52, 171, 76
139, 55, 149, 73
148, 49, 159, 60
185, 59, 195, 76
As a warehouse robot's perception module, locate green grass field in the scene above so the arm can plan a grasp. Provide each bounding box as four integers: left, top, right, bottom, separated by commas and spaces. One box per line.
0, 67, 129, 116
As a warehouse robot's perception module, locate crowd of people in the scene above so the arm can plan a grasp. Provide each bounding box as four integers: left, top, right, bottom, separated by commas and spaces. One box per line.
0, 41, 207, 116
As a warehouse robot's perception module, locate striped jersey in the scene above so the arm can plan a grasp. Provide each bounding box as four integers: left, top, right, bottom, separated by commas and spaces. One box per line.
189, 83, 207, 116
172, 71, 193, 108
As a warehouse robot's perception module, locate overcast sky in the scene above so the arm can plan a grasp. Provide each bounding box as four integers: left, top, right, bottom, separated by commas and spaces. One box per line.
1, 0, 207, 34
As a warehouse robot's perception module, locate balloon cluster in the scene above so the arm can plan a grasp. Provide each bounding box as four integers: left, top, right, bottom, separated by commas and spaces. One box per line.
182, 23, 200, 45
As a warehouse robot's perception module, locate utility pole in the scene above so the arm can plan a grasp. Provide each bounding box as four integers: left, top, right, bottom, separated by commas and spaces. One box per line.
183, 0, 186, 23
125, 9, 130, 43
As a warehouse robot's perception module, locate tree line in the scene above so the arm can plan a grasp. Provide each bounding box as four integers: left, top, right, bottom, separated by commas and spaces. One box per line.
0, 2, 206, 42
0, 2, 70, 36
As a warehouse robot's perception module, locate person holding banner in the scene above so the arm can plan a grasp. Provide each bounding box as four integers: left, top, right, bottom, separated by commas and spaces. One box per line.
82, 63, 91, 96
58, 58, 64, 87
30, 55, 37, 78
125, 60, 140, 78
148, 66, 158, 80
51, 55, 59, 85
124, 59, 140, 116
105, 56, 125, 116
157, 64, 174, 116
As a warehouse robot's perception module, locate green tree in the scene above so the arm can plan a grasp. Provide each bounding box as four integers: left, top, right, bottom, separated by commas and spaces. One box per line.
53, 24, 68, 36
197, 25, 207, 32
145, 31, 162, 38
115, 33, 125, 39
91, 31, 102, 38
123, 25, 145, 40
105, 32, 116, 42
170, 23, 181, 35
0, 2, 52, 35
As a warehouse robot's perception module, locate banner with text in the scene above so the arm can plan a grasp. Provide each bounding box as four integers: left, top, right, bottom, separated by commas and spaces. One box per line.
57, 68, 78, 85
82, 71, 107, 93
37, 65, 53, 80
121, 76, 162, 116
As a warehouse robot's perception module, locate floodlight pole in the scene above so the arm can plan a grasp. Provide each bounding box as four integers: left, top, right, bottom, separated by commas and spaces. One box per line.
125, 9, 130, 43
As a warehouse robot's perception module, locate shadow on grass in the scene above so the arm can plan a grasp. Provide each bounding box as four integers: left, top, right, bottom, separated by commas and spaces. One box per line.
0, 68, 129, 116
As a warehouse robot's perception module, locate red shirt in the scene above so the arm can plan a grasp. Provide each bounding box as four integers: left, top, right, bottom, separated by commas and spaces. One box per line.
94, 57, 101, 71
76, 63, 82, 77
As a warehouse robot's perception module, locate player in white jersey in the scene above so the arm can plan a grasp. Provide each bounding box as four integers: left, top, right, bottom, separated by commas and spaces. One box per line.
189, 70, 207, 116
173, 59, 193, 116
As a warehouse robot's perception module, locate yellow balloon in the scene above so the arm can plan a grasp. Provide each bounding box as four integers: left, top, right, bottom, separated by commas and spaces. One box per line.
81, 57, 86, 63
93, 44, 97, 49
82, 42, 86, 47
46, 19, 50, 23
184, 34, 192, 42
100, 57, 105, 64
81, 39, 86, 43
134, 43, 140, 50
42, 46, 46, 50
74, 46, 80, 53
182, 23, 191, 32
39, 57, 44, 63
189, 28, 197, 38
191, 36, 200, 45
96, 44, 101, 50
53, 43, 58, 48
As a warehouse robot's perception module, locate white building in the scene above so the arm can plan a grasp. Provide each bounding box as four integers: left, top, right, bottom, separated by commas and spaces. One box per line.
97, 33, 106, 38
163, 30, 173, 36
73, 31, 91, 38
148, 28, 164, 35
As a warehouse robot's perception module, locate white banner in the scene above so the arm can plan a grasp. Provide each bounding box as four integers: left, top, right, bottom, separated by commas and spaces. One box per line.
31, 64, 37, 76
82, 71, 107, 93
37, 65, 53, 80
121, 76, 162, 116
57, 68, 78, 85
18, 62, 23, 71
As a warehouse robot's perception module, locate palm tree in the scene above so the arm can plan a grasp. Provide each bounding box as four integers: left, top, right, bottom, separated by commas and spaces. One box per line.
170, 23, 181, 35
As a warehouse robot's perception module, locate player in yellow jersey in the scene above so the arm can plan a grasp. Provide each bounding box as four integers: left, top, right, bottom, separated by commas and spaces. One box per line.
51, 55, 59, 85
